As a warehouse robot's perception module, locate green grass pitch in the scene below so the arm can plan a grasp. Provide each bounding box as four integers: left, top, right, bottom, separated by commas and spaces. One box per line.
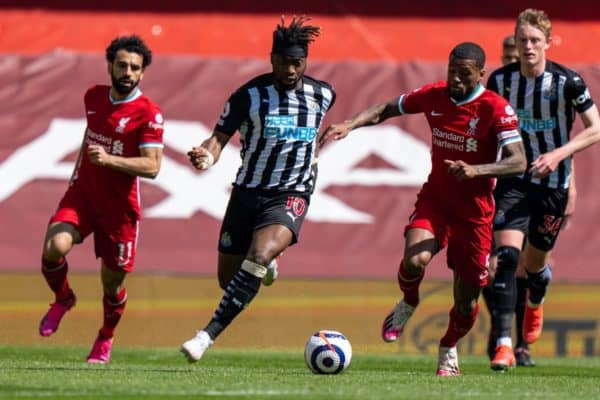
2, 345, 600, 399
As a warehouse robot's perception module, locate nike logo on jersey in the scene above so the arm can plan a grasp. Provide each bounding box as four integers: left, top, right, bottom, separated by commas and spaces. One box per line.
430, 110, 443, 116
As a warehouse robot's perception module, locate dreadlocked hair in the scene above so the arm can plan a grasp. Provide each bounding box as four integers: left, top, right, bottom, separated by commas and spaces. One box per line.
272, 15, 320, 53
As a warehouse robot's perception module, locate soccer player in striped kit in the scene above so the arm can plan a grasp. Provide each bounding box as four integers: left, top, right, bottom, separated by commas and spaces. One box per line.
488, 9, 600, 370
320, 42, 526, 376
181, 16, 335, 361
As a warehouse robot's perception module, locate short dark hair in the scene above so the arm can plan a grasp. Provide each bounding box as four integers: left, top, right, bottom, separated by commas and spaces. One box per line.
105, 35, 153, 68
272, 16, 320, 57
502, 35, 516, 49
449, 42, 486, 69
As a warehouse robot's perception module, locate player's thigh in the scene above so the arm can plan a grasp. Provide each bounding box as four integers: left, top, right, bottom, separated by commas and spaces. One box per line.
217, 252, 246, 289
45, 186, 92, 257
218, 188, 257, 255
527, 186, 568, 252
94, 218, 138, 273
447, 221, 491, 288
251, 191, 310, 256
403, 196, 445, 269
493, 177, 529, 241
248, 224, 293, 265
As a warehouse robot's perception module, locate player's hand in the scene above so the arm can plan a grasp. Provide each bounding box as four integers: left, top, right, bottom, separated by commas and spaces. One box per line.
529, 152, 560, 178
87, 144, 111, 166
187, 146, 214, 170
318, 122, 353, 146
444, 159, 477, 180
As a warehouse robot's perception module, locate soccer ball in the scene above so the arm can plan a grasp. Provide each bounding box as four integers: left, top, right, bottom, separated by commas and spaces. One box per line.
304, 330, 352, 374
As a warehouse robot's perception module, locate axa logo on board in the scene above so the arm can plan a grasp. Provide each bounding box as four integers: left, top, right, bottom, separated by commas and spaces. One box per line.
0, 119, 431, 223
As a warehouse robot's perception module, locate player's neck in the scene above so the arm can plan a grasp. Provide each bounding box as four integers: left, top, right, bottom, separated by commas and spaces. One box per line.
110, 87, 140, 102
521, 58, 546, 78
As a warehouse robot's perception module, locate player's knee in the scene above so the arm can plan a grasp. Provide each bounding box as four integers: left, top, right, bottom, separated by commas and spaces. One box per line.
44, 233, 73, 261
455, 299, 478, 317
246, 249, 278, 268
404, 254, 428, 276
495, 246, 520, 271
528, 265, 553, 286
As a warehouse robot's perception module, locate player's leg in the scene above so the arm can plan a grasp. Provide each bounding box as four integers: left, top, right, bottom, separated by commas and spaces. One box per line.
218, 252, 280, 288
182, 224, 293, 362
39, 188, 90, 337
181, 190, 307, 362
39, 222, 81, 337
214, 187, 256, 289
490, 178, 527, 369
521, 185, 568, 345
437, 274, 482, 377
514, 255, 535, 366
382, 226, 439, 343
86, 217, 137, 364
436, 221, 488, 376
482, 243, 498, 360
87, 262, 128, 364
520, 243, 552, 345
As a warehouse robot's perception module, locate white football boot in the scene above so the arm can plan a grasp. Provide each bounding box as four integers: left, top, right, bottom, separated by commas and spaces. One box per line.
181, 330, 214, 362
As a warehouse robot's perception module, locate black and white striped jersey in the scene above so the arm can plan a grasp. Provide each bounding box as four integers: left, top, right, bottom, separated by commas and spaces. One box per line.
215, 73, 335, 192
487, 60, 594, 189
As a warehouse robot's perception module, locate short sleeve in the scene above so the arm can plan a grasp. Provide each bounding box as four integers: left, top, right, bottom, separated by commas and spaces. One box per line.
565, 72, 594, 114
215, 89, 250, 136
139, 105, 164, 149
399, 84, 432, 115
493, 100, 521, 147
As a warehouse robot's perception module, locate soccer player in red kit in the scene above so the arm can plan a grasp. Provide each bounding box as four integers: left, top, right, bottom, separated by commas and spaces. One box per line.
38, 35, 164, 363
320, 42, 526, 376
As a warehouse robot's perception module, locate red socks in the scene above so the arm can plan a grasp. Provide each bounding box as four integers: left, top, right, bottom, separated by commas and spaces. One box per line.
41, 257, 71, 301
99, 288, 127, 338
440, 304, 479, 348
397, 261, 424, 307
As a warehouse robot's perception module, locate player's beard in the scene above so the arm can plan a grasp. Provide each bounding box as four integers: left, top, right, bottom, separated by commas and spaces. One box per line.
111, 74, 140, 95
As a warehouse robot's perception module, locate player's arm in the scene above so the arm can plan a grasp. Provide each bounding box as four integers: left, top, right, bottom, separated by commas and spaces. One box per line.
444, 140, 526, 181
187, 130, 231, 170
87, 143, 162, 179
530, 105, 600, 178
563, 159, 577, 229
319, 98, 402, 145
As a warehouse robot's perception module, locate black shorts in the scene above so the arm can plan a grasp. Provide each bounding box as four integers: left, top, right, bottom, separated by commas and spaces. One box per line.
493, 177, 568, 251
218, 186, 310, 255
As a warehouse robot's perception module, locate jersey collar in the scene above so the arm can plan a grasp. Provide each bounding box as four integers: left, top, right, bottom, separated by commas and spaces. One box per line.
450, 83, 485, 106
109, 87, 142, 105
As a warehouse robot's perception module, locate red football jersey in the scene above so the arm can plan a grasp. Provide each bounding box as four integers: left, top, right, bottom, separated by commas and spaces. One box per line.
399, 81, 521, 222
74, 85, 164, 218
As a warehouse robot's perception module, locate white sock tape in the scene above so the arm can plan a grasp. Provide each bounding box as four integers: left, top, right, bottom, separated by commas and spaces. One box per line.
241, 260, 268, 278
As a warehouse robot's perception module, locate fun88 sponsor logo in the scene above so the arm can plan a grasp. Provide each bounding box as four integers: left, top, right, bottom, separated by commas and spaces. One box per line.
264, 115, 317, 141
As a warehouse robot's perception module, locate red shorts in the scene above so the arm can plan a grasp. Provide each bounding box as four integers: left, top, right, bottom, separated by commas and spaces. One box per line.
50, 184, 139, 272
406, 195, 491, 287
